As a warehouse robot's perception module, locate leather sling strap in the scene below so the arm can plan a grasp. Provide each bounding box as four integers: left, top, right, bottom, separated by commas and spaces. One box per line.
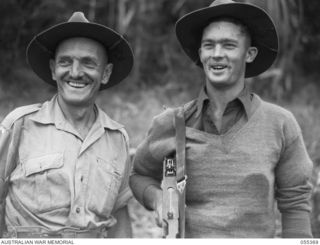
174, 107, 186, 238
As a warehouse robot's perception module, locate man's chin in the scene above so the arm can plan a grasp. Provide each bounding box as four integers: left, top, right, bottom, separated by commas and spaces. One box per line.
207, 80, 243, 93
57, 86, 99, 107
206, 76, 230, 87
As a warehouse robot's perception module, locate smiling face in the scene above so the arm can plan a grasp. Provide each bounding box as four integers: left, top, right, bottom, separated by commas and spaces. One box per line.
198, 19, 258, 89
50, 37, 113, 107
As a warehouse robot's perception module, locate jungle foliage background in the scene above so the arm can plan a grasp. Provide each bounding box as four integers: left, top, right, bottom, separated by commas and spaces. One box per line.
1, 0, 320, 238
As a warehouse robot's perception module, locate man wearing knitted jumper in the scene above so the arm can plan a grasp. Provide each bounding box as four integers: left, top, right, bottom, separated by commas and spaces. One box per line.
129, 0, 313, 238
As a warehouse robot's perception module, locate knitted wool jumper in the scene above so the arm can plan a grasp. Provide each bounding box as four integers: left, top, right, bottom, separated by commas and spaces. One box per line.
131, 94, 313, 238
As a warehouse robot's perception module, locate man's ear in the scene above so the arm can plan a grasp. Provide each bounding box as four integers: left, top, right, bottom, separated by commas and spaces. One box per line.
49, 59, 57, 81
198, 47, 203, 62
101, 63, 113, 85
246, 46, 258, 63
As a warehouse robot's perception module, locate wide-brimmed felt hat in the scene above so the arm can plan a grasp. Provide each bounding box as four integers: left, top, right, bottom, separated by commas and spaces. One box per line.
27, 12, 134, 90
175, 0, 278, 78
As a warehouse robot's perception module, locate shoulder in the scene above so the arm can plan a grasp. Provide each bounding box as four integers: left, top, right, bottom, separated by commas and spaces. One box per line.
118, 127, 129, 147
146, 100, 195, 140
97, 107, 129, 145
1, 103, 42, 130
153, 99, 196, 127
152, 108, 175, 128
256, 95, 297, 122
257, 96, 301, 136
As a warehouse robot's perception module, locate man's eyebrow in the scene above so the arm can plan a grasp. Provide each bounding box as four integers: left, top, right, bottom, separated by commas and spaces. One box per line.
201, 38, 238, 44
81, 56, 99, 62
56, 55, 98, 62
55, 55, 71, 60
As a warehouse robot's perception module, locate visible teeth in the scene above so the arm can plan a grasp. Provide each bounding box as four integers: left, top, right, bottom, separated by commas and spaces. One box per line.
212, 65, 226, 70
68, 81, 87, 88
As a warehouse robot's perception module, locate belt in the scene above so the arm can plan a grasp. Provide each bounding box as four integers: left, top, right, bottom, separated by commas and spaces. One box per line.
6, 226, 108, 238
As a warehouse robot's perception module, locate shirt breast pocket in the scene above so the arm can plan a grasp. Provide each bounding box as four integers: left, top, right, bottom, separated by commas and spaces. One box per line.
23, 153, 69, 213
87, 157, 122, 217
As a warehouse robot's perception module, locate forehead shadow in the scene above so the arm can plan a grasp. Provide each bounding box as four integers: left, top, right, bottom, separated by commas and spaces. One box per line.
54, 37, 109, 62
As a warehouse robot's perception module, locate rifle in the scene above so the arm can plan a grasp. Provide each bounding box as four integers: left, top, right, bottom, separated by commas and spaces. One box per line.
161, 108, 186, 238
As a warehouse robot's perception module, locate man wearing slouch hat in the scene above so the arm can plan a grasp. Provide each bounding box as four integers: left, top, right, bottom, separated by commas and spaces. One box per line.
0, 12, 134, 238
130, 0, 313, 238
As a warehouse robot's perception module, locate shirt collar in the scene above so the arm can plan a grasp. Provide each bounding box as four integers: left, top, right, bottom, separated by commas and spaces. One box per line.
29, 95, 65, 126
195, 85, 253, 119
96, 106, 124, 131
237, 85, 252, 117
195, 87, 209, 118
30, 94, 124, 131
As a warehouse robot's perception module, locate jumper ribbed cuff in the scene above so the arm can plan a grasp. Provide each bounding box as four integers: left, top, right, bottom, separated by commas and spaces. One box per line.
281, 211, 313, 238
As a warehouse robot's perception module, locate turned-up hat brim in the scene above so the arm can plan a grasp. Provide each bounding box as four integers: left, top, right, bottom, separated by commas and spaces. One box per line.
27, 12, 134, 90
175, 0, 278, 77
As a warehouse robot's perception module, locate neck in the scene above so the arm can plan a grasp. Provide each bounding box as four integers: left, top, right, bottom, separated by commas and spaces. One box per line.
205, 78, 245, 124
57, 96, 96, 139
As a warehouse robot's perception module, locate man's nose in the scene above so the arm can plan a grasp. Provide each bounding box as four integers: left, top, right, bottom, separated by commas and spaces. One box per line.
212, 45, 223, 58
70, 61, 83, 78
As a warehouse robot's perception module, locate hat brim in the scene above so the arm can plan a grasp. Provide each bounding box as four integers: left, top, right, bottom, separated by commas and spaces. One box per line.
27, 22, 134, 90
175, 3, 278, 78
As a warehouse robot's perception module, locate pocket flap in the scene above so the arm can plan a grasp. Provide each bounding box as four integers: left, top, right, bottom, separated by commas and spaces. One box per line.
96, 157, 121, 178
24, 153, 63, 176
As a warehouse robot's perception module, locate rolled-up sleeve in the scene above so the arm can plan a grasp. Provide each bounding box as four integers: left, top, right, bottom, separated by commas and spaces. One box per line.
275, 114, 313, 238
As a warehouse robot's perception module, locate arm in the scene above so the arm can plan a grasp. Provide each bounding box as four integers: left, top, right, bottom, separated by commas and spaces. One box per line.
0, 105, 40, 237
0, 118, 24, 237
107, 206, 132, 238
108, 129, 134, 238
129, 109, 176, 226
275, 117, 313, 238
129, 174, 163, 226
0, 125, 11, 237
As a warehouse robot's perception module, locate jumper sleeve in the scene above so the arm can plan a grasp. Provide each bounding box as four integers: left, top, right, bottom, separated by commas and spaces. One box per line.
129, 109, 176, 208
275, 113, 313, 238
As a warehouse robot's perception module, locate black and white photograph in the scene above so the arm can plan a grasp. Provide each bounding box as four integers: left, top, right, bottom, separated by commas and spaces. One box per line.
0, 0, 319, 241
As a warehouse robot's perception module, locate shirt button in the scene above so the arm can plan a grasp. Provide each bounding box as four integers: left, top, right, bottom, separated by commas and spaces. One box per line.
76, 207, 80, 213
80, 176, 84, 182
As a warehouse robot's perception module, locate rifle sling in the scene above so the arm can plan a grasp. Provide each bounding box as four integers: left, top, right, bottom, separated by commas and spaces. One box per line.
174, 108, 186, 238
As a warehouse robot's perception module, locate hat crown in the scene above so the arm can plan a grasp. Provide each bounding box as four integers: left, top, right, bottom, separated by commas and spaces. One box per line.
27, 11, 134, 90
210, 0, 235, 7
175, 0, 278, 78
67, 12, 89, 23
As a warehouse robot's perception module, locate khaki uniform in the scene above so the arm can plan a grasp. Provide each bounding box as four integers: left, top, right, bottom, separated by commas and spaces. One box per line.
1, 95, 132, 236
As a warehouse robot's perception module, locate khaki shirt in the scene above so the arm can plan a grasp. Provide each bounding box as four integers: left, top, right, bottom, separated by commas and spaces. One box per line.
5, 95, 132, 231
